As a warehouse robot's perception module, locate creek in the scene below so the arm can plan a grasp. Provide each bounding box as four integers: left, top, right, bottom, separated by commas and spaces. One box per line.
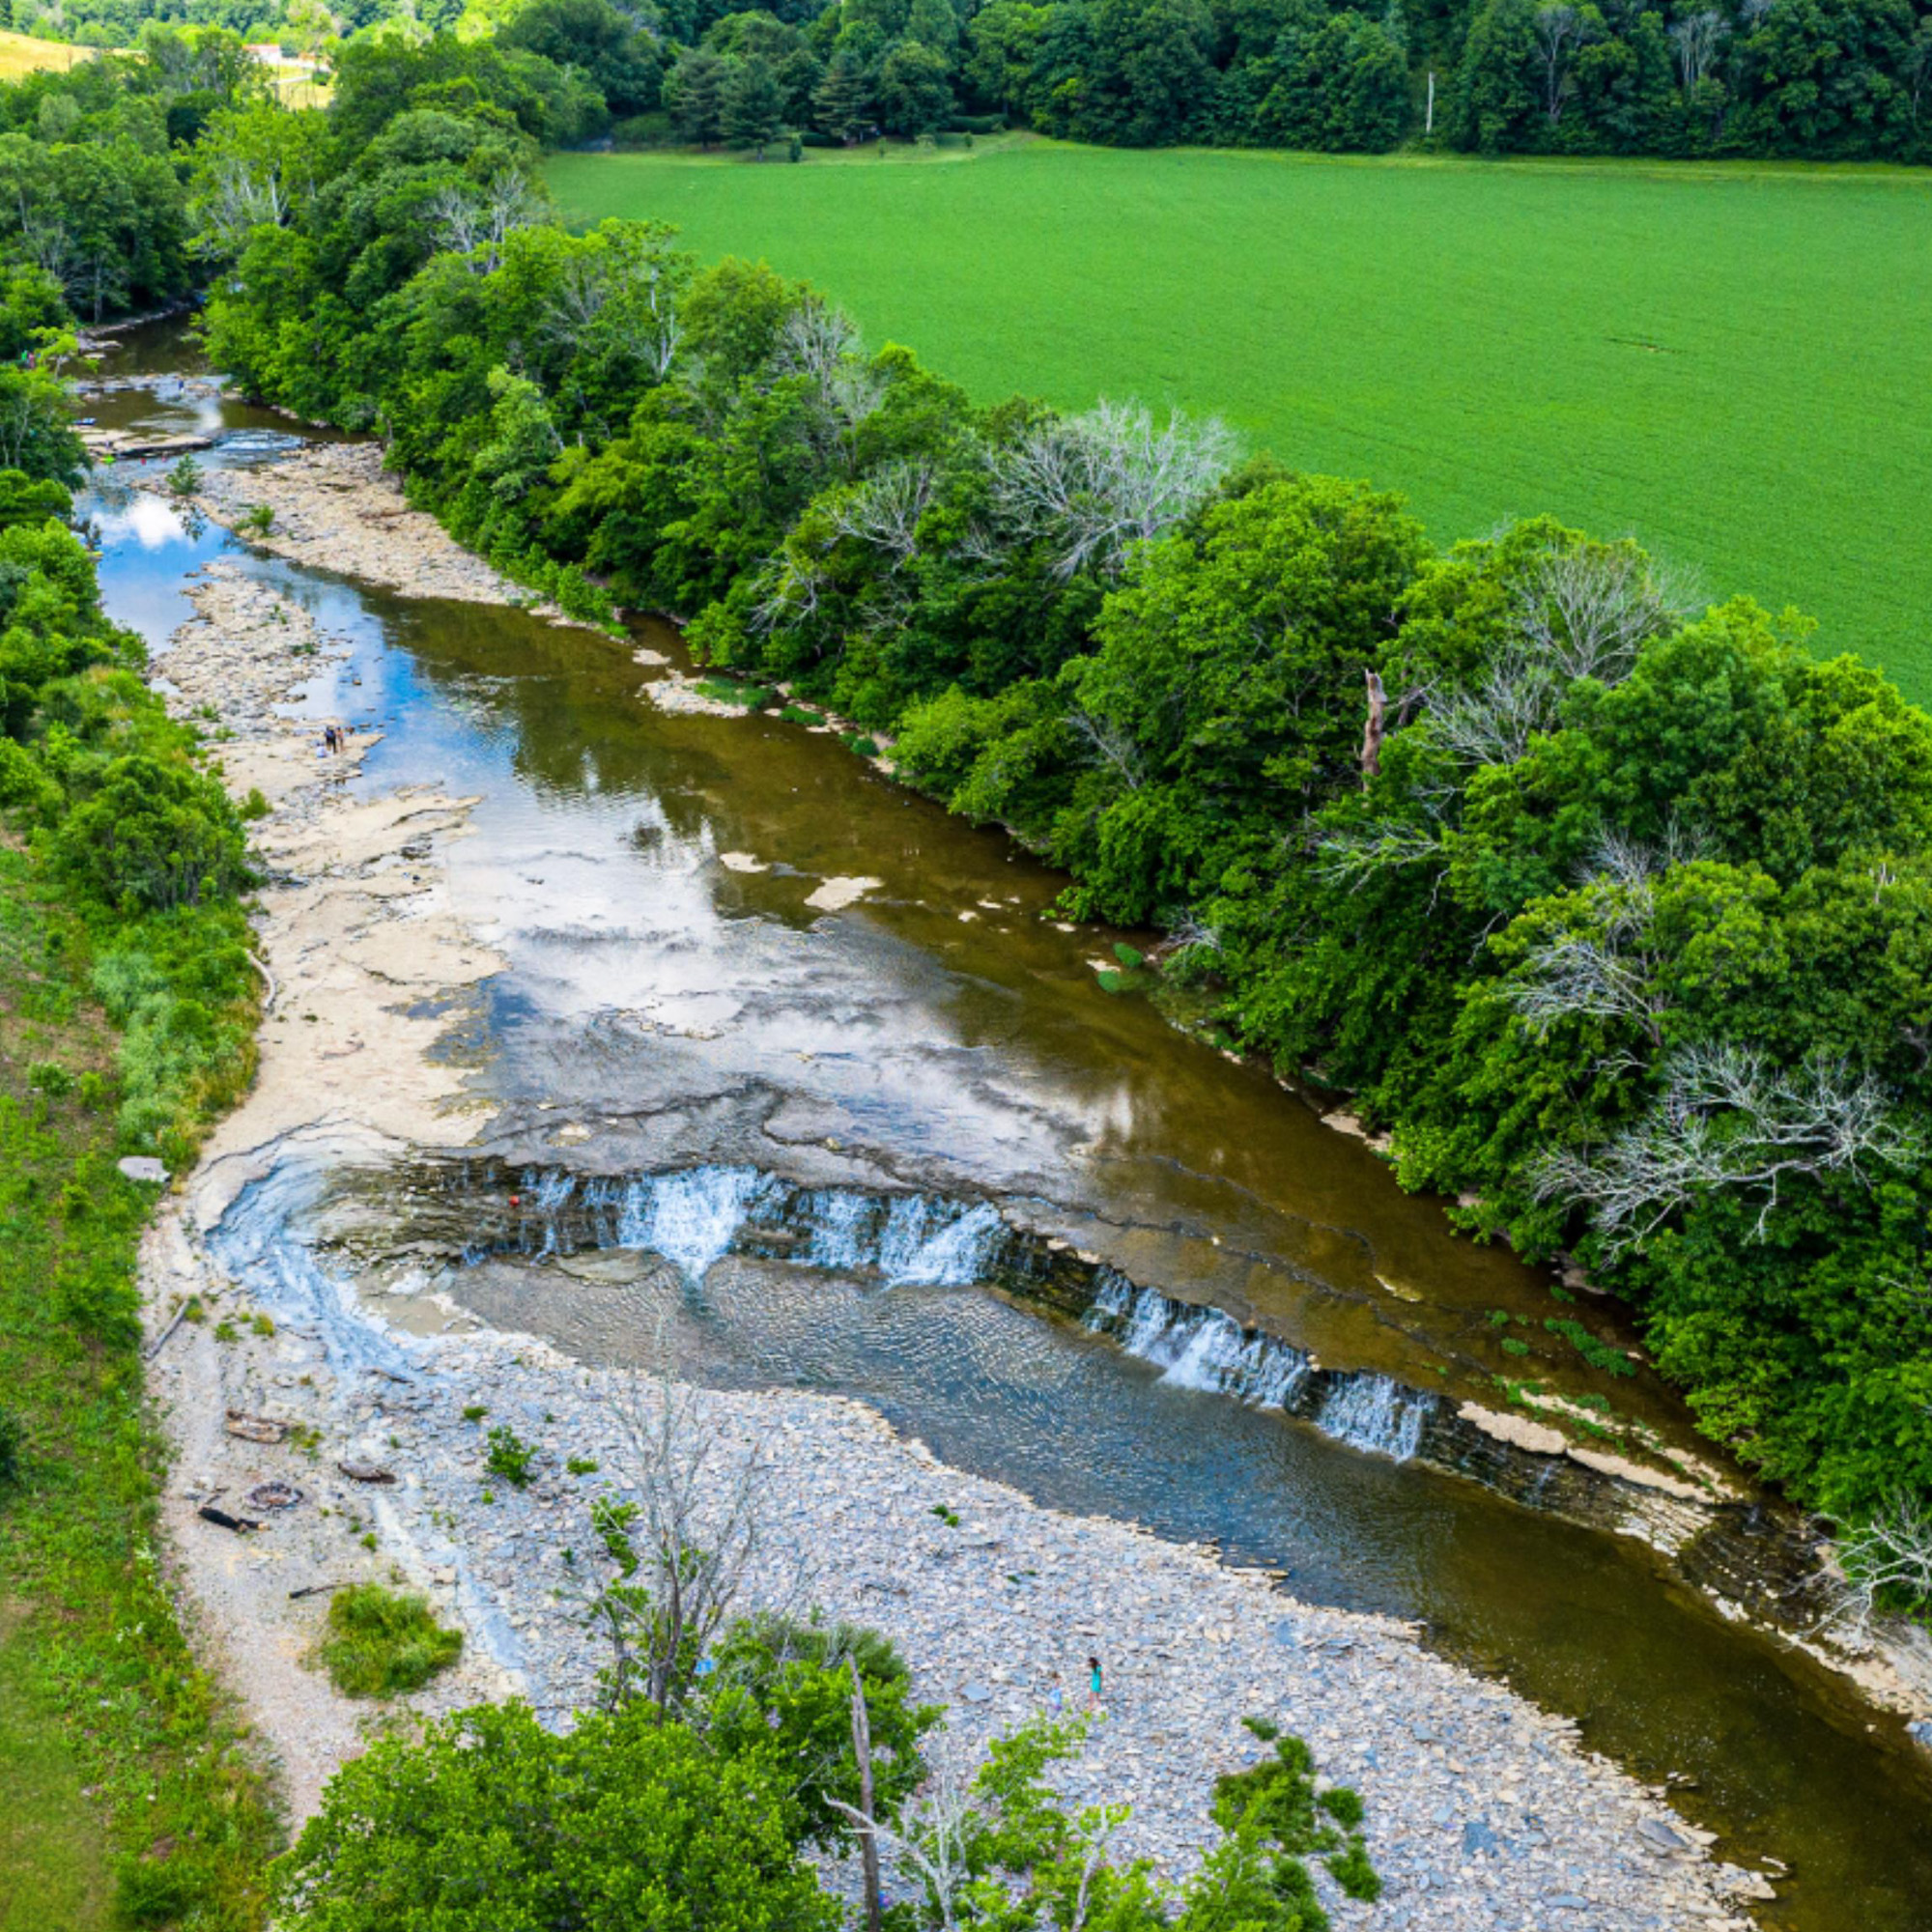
83, 323, 1932, 1931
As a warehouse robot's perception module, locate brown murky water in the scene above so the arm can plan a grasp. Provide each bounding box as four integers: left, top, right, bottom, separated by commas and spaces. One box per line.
86, 323, 1932, 1931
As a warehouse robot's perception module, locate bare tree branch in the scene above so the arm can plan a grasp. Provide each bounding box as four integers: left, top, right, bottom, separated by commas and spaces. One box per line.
1817, 1492, 1932, 1647
982, 400, 1236, 579
1531, 1044, 1918, 1253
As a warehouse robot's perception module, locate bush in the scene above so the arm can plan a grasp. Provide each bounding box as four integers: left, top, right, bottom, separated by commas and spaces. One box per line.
317, 1583, 463, 1698
611, 109, 672, 146
270, 1700, 835, 1932
485, 1423, 536, 1488
55, 755, 250, 914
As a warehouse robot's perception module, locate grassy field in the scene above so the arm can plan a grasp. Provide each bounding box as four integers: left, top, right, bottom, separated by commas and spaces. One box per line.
0, 28, 93, 78
549, 139, 1932, 696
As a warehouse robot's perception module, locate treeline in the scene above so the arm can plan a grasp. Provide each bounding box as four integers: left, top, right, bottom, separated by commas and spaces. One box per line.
192, 43, 1932, 1548
538, 0, 1932, 162
652, 0, 1932, 159
20, 0, 1932, 162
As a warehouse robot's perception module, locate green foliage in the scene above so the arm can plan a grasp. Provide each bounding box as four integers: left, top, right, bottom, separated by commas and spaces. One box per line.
878, 1711, 1368, 1932
316, 1582, 464, 1697
1213, 1718, 1380, 1904
55, 753, 252, 913
271, 1698, 840, 1932
1544, 1318, 1636, 1377
484, 1420, 536, 1486
0, 838, 276, 1928
698, 1610, 942, 1850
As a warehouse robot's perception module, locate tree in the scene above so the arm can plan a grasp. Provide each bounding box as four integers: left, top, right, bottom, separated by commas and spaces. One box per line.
0, 364, 85, 489
561, 1376, 779, 1712
876, 40, 954, 135
1532, 3, 1581, 122
54, 755, 251, 914
500, 0, 665, 115
270, 1701, 840, 1932
665, 46, 729, 145
696, 1612, 943, 1851
849, 1714, 1377, 1932
813, 45, 874, 138
724, 52, 786, 154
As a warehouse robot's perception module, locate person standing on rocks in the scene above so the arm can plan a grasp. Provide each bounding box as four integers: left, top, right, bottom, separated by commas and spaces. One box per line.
1046, 1673, 1064, 1718
1087, 1656, 1102, 1709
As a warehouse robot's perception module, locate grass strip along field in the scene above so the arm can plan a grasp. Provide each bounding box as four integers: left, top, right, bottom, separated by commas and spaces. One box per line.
0, 475, 275, 1924
0, 838, 276, 1931
549, 140, 1932, 697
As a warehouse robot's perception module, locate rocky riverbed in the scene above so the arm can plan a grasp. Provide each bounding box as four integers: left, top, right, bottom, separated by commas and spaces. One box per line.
128, 472, 1789, 1929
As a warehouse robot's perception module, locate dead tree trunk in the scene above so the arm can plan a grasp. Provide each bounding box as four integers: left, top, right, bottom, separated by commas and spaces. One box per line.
849, 1654, 883, 1932
1360, 668, 1387, 784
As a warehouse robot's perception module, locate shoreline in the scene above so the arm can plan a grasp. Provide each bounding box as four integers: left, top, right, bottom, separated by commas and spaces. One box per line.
137, 457, 1778, 1925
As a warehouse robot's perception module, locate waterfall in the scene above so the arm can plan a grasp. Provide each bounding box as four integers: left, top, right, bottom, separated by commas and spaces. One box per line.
583, 1167, 1012, 1290
1084, 1270, 1429, 1462
801, 1188, 879, 1270
474, 1165, 1439, 1467
1316, 1374, 1432, 1463
877, 1197, 1007, 1286
613, 1165, 777, 1282
1089, 1274, 1315, 1412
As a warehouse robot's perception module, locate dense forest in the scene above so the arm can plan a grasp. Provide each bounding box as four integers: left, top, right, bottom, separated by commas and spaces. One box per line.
17, 0, 1932, 160
173, 29, 1932, 1575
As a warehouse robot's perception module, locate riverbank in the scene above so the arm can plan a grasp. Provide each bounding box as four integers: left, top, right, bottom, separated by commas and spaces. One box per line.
128, 472, 1789, 1929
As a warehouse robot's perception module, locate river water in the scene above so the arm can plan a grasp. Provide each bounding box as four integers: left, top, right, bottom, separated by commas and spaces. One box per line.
82, 326, 1932, 1930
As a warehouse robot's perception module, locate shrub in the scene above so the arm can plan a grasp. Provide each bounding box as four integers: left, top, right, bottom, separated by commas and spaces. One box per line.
55, 755, 250, 913
270, 1700, 833, 1931
166, 455, 203, 497
485, 1424, 535, 1488
1544, 1319, 1636, 1378
317, 1583, 463, 1697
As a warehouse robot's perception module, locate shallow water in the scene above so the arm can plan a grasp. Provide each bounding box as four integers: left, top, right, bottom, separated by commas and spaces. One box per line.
86, 322, 1932, 1931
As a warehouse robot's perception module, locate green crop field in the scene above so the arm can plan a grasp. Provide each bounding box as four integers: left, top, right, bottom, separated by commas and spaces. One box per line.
549, 139, 1932, 696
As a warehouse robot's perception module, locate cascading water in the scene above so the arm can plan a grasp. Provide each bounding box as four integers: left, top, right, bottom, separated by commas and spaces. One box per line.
1085, 1270, 1429, 1463
506, 1164, 1021, 1291
613, 1164, 780, 1281
485, 1171, 1442, 1467
877, 1197, 1007, 1286
1315, 1374, 1432, 1463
